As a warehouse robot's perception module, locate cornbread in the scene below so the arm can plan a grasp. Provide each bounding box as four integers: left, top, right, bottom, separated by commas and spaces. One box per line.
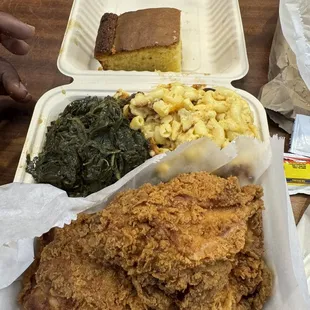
94, 8, 182, 72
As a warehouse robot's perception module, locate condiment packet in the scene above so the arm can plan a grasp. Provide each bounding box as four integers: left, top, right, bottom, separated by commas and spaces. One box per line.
289, 114, 310, 157
284, 153, 310, 195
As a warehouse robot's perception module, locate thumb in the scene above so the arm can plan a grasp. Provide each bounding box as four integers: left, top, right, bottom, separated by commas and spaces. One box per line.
0, 57, 32, 102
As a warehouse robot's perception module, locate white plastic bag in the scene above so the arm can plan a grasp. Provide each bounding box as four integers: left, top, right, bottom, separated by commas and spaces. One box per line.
280, 0, 310, 90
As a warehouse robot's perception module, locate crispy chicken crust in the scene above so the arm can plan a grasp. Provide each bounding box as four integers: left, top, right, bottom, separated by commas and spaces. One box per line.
20, 172, 272, 310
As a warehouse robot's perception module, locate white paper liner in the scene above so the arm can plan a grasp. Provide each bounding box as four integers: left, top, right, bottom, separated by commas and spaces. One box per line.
0, 136, 309, 309
262, 136, 310, 309
0, 137, 233, 289
297, 205, 310, 294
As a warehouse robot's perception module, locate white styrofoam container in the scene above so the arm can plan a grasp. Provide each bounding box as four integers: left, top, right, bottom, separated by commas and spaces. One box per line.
14, 82, 269, 183
14, 0, 269, 183
57, 0, 249, 80
9, 2, 310, 310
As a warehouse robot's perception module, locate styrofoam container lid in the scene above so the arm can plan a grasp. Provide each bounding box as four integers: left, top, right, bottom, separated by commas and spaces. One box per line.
57, 0, 249, 83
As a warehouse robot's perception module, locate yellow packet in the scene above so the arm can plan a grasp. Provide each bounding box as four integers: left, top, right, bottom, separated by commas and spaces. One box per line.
284, 153, 310, 185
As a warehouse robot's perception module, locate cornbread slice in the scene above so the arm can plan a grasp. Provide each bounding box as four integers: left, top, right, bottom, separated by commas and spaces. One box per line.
94, 8, 182, 72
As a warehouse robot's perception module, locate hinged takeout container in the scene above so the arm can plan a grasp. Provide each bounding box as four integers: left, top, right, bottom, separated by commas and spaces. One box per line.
57, 0, 249, 80
14, 0, 269, 183
5, 1, 310, 309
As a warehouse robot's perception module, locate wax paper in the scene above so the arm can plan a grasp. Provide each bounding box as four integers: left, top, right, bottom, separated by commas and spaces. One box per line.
0, 136, 309, 309
0, 137, 233, 289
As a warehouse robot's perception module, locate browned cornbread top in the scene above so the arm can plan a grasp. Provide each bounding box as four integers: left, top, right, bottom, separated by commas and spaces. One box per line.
95, 8, 181, 56
115, 8, 181, 52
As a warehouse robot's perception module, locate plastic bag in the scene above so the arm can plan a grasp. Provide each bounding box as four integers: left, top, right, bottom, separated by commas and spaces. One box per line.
280, 0, 310, 90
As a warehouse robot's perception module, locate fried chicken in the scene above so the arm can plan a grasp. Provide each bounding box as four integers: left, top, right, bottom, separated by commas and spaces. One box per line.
19, 217, 146, 310
20, 172, 272, 310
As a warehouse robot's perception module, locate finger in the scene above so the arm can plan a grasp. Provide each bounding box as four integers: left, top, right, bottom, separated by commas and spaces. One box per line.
0, 12, 35, 40
0, 57, 32, 102
0, 34, 30, 55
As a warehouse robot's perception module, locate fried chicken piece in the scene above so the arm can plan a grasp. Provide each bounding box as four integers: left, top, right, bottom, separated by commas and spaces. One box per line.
132, 278, 177, 310
20, 216, 146, 310
175, 211, 272, 310
232, 210, 273, 310
132, 260, 233, 310
20, 172, 272, 310
21, 256, 145, 310
78, 173, 263, 293
19, 228, 59, 307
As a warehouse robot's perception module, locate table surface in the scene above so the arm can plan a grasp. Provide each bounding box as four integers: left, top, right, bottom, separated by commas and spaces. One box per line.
0, 0, 309, 222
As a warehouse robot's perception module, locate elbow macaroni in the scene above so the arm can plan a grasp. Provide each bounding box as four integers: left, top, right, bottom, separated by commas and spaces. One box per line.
171, 120, 181, 141
159, 123, 172, 138
130, 116, 144, 130
153, 100, 170, 117
120, 83, 260, 155
194, 120, 208, 136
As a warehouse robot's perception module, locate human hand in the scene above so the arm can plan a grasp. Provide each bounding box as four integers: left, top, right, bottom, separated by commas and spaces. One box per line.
0, 12, 35, 102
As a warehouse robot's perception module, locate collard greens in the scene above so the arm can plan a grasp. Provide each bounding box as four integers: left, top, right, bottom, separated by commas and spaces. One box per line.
26, 96, 150, 197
